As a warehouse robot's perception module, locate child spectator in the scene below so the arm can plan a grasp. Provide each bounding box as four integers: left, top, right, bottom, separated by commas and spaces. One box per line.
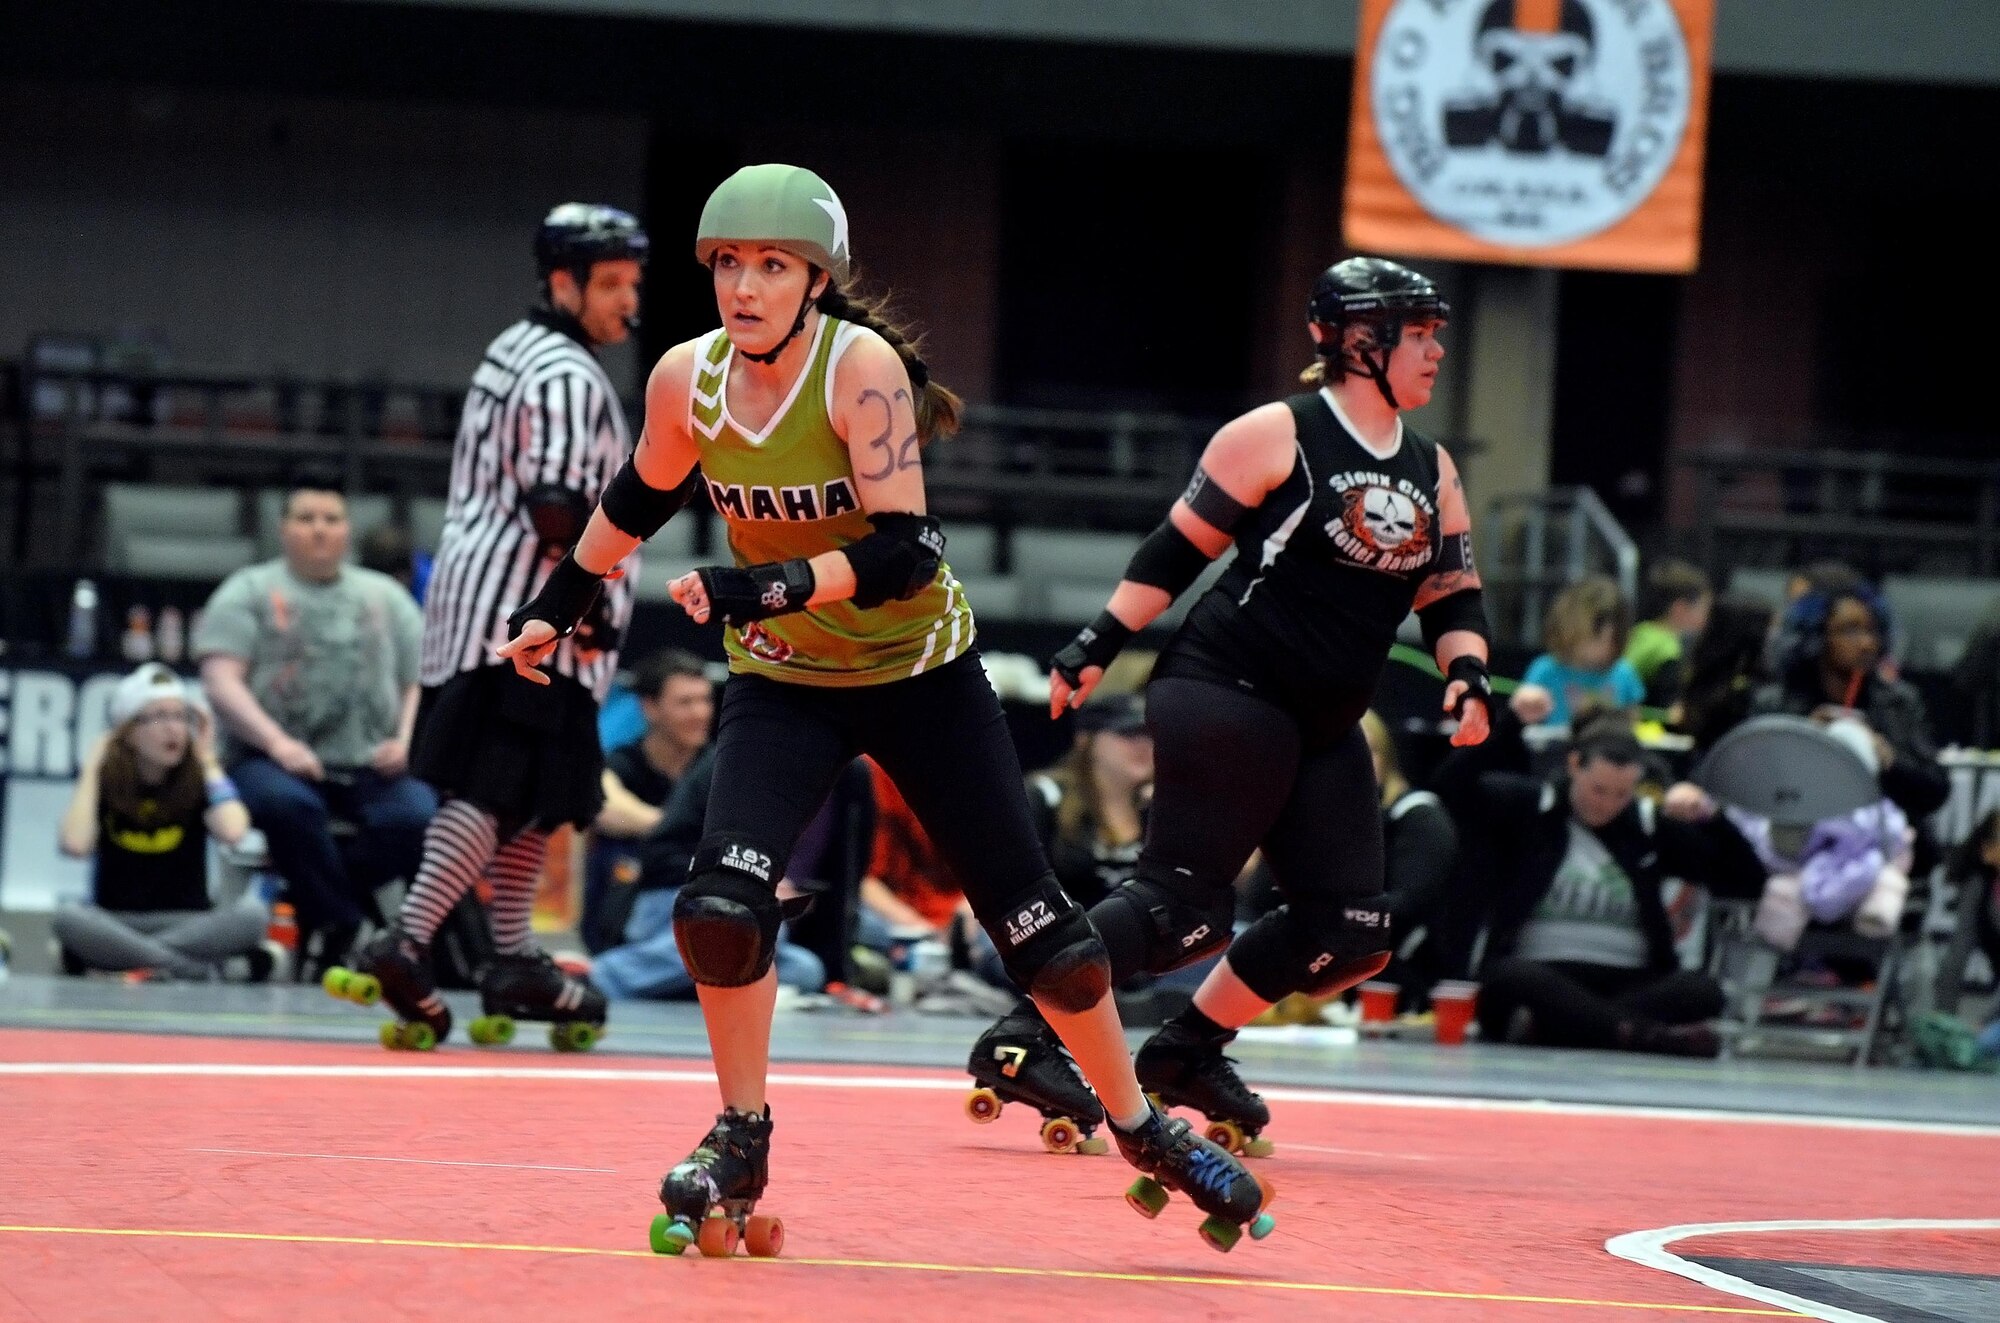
54, 664, 271, 980
1624, 560, 1711, 709
1513, 576, 1645, 727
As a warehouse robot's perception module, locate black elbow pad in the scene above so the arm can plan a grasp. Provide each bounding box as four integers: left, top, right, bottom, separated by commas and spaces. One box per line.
601, 460, 702, 541
845, 513, 944, 609
523, 483, 592, 547
1419, 587, 1489, 652
1125, 520, 1212, 597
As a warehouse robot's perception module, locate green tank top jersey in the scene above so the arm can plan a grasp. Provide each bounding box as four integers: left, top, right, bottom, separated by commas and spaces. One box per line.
689, 316, 972, 687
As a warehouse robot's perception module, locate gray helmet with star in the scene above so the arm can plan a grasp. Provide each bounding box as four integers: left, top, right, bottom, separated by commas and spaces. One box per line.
695, 164, 851, 284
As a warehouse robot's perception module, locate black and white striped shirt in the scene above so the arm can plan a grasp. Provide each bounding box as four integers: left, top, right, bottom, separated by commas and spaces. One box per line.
420, 311, 636, 701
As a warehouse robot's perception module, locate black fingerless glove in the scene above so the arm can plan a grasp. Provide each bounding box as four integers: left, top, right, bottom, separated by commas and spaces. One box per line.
697, 558, 816, 625
1051, 611, 1135, 690
506, 552, 604, 640
1445, 654, 1492, 718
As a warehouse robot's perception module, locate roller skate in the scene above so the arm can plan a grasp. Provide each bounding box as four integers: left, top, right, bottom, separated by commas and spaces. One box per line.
1110, 1104, 1276, 1253
964, 1009, 1108, 1155
323, 927, 452, 1051
467, 949, 607, 1052
1136, 1019, 1274, 1157
649, 1106, 784, 1259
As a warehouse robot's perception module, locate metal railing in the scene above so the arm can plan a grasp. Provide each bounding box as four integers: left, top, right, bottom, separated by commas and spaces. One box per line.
1482, 485, 1639, 647
1678, 446, 2000, 579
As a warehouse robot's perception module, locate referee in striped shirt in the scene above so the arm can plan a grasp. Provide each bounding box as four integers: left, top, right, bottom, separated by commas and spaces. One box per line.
345, 205, 648, 1043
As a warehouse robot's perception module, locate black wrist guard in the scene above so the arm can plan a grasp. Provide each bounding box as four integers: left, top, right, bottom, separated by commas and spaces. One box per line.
1445, 655, 1492, 717
697, 559, 816, 624
1051, 611, 1134, 690
506, 552, 604, 640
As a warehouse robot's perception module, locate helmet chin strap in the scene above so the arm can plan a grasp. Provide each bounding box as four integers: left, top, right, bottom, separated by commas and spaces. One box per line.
1341, 322, 1402, 411
737, 264, 822, 366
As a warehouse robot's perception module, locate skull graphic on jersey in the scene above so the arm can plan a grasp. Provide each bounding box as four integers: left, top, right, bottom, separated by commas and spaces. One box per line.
1340, 485, 1433, 563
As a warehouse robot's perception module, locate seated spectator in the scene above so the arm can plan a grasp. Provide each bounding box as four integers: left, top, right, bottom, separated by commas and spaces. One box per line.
1673, 594, 1775, 754
583, 650, 714, 951
1513, 576, 1646, 727
1362, 710, 1461, 1006
1752, 580, 1949, 824
1027, 691, 1152, 910
54, 664, 270, 980
195, 469, 438, 972
1468, 717, 1767, 1057
1624, 560, 1711, 710
860, 757, 1009, 990
588, 743, 826, 1001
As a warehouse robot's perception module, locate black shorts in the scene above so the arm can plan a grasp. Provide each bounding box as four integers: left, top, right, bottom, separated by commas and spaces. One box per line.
409, 664, 605, 830
701, 652, 1053, 922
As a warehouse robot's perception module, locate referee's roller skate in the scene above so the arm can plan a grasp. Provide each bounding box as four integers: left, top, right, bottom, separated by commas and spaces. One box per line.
467, 949, 607, 1052
649, 1106, 783, 1258
965, 1009, 1108, 1155
1111, 1103, 1276, 1253
323, 927, 452, 1051
1136, 1019, 1275, 1158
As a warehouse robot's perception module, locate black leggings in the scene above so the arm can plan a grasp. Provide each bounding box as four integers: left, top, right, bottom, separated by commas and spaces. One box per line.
702, 652, 1056, 941
1094, 677, 1385, 1003
1476, 957, 1724, 1050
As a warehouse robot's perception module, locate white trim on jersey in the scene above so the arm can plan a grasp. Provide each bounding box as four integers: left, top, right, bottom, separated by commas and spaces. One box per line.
824, 319, 864, 420
1321, 386, 1404, 460
1239, 441, 1314, 609
909, 572, 973, 678
420, 317, 635, 701
721, 316, 828, 447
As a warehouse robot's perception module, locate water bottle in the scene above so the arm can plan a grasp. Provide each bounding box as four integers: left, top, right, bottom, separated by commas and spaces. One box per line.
156, 606, 185, 664
121, 605, 155, 662
66, 579, 99, 660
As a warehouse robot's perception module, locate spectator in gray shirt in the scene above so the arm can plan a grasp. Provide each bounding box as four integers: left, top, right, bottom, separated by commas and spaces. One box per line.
195, 470, 437, 969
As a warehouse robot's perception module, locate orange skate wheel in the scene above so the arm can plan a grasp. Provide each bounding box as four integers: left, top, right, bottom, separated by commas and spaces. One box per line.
744, 1214, 784, 1258
1203, 1119, 1246, 1154
696, 1214, 738, 1258
1039, 1117, 1080, 1154
1254, 1173, 1277, 1212
964, 1087, 1002, 1124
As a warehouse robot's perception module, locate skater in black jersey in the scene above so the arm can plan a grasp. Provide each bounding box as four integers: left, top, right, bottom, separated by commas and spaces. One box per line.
970, 257, 1493, 1156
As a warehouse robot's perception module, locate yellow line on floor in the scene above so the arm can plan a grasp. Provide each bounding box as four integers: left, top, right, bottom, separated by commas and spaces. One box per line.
0, 1224, 1803, 1316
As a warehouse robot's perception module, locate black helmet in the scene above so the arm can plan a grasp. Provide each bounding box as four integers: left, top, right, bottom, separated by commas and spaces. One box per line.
1308, 257, 1449, 409
534, 203, 650, 279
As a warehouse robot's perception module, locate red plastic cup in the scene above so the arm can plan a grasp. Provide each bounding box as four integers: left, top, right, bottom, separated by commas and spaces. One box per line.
1358, 981, 1399, 1024
1431, 981, 1479, 1046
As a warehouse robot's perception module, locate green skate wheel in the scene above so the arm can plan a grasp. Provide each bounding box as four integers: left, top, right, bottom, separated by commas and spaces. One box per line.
649, 1214, 694, 1256
550, 1021, 600, 1052
1124, 1177, 1169, 1220
469, 1015, 516, 1047
322, 967, 351, 999
383, 1021, 437, 1051
378, 1021, 401, 1050
1076, 1136, 1109, 1156
349, 974, 381, 1007
1248, 1213, 1277, 1240
1242, 1136, 1276, 1160
1198, 1214, 1243, 1253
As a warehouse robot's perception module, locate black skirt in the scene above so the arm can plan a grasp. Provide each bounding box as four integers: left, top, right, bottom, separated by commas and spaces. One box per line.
410, 664, 606, 829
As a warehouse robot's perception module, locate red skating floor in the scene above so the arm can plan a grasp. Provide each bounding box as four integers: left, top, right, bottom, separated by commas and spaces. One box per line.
1, 1028, 1993, 1322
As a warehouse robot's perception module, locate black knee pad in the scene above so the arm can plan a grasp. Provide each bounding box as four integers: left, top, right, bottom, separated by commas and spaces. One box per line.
1230, 898, 1394, 1004
672, 835, 784, 988
1095, 870, 1237, 976
983, 878, 1112, 1014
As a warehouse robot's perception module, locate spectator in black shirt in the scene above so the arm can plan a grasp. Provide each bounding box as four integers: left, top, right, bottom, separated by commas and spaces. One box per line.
585, 650, 713, 949
54, 664, 269, 980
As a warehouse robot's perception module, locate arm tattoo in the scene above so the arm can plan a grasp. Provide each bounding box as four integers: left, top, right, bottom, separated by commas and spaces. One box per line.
856, 387, 922, 481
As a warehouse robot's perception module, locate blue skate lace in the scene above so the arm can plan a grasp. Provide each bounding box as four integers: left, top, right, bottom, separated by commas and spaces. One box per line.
1183, 1144, 1239, 1200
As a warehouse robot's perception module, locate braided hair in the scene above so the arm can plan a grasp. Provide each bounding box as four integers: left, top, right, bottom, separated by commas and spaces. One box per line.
815, 281, 963, 445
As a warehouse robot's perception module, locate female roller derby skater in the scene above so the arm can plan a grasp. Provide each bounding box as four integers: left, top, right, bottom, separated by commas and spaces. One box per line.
970, 256, 1493, 1158
498, 165, 1275, 1257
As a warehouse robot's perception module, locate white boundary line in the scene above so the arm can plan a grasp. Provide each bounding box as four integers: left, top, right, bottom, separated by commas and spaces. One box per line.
2, 1061, 1998, 1138
1605, 1218, 2000, 1323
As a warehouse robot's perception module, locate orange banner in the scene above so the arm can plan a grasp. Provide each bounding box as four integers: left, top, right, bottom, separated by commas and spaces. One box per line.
1343, 0, 1715, 273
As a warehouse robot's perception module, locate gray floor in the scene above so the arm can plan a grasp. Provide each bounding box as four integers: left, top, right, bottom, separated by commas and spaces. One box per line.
2, 973, 1995, 1128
